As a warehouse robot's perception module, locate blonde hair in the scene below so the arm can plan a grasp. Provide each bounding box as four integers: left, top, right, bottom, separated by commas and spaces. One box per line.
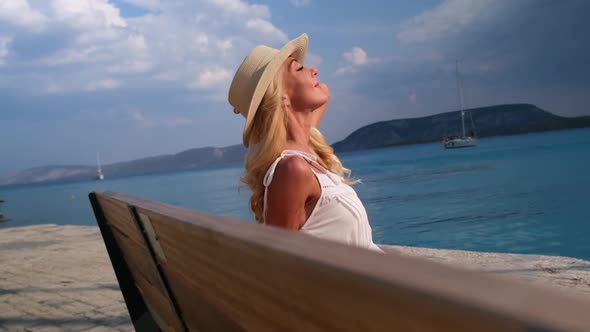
242, 75, 357, 223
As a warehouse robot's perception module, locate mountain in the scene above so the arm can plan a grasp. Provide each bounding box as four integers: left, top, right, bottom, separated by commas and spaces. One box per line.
2, 104, 589, 186
0, 144, 247, 186
101, 144, 246, 176
0, 165, 95, 185
332, 104, 590, 152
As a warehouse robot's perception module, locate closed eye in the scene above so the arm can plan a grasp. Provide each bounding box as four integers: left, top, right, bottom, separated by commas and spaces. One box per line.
296, 66, 304, 72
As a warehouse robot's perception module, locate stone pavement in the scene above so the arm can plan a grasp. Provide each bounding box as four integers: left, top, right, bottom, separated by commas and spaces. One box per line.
1, 224, 590, 331
0, 225, 132, 332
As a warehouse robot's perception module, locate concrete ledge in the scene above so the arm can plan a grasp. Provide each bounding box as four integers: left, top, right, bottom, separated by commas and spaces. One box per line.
379, 245, 590, 297
1, 224, 588, 331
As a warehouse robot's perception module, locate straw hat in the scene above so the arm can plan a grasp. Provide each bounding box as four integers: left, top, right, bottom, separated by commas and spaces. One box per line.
228, 33, 308, 147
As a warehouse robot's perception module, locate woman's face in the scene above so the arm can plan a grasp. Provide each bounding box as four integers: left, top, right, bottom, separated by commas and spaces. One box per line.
281, 56, 328, 112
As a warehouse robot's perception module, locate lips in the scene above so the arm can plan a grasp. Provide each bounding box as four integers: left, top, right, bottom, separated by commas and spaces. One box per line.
314, 82, 320, 88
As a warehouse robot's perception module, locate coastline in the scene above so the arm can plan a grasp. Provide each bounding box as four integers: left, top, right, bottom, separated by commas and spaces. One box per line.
1, 225, 589, 331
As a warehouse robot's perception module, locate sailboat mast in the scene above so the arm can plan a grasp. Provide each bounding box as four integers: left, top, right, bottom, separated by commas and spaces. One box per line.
461, 112, 466, 139
96, 152, 102, 172
444, 60, 478, 149
456, 61, 466, 138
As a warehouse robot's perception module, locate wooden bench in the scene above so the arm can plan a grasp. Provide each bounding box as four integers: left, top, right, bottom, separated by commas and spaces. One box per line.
89, 191, 590, 331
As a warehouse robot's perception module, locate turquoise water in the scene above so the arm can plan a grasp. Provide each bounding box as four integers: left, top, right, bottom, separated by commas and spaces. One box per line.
2, 128, 590, 260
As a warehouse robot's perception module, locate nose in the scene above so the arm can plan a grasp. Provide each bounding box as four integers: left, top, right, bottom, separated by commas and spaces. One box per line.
311, 67, 318, 76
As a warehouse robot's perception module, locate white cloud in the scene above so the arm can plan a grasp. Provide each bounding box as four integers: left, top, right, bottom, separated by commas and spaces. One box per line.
119, 0, 161, 11
408, 89, 417, 103
335, 47, 381, 76
130, 110, 146, 121
246, 18, 288, 42
164, 116, 193, 128
0, 0, 48, 31
52, 0, 127, 30
0, 36, 12, 58
334, 64, 354, 76
38, 46, 105, 65
216, 38, 233, 52
107, 60, 152, 73
190, 67, 232, 89
397, 0, 492, 43
476, 62, 499, 73
152, 71, 178, 81
343, 47, 368, 65
129, 110, 193, 128
127, 34, 147, 51
210, 0, 270, 18
290, 0, 311, 8
45, 82, 64, 94
129, 110, 153, 126
86, 78, 121, 91
1, 0, 288, 101
305, 52, 323, 68
192, 33, 210, 53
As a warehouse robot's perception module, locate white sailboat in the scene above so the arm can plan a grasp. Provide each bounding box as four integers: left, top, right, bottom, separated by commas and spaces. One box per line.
443, 61, 478, 149
96, 152, 104, 180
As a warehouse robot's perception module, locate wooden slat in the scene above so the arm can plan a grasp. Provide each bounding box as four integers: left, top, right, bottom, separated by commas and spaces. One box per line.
89, 192, 158, 331
110, 227, 165, 292
93, 193, 186, 331
134, 271, 185, 332
97, 195, 165, 291
132, 211, 246, 331
142, 208, 516, 332
95, 191, 590, 332
96, 195, 143, 245
165, 266, 246, 332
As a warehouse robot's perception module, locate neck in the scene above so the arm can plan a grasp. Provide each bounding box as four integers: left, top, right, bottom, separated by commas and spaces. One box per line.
285, 111, 313, 153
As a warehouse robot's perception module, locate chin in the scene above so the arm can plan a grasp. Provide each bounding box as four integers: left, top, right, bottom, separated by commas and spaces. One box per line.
313, 95, 329, 106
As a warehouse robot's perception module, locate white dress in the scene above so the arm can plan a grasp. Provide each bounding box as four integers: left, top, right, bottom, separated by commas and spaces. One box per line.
263, 150, 383, 252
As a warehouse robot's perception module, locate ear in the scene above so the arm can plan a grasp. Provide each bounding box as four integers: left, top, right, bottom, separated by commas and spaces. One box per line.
281, 94, 291, 111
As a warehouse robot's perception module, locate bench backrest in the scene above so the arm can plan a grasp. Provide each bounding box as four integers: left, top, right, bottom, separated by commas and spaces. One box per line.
89, 191, 590, 332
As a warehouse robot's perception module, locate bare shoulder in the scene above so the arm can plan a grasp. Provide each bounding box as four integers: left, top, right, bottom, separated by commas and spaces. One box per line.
272, 155, 315, 187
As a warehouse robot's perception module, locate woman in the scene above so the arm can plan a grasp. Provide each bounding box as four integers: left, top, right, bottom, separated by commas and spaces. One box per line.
228, 34, 382, 252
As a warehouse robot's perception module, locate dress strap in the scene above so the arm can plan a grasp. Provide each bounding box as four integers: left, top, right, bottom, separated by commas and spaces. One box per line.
263, 150, 320, 186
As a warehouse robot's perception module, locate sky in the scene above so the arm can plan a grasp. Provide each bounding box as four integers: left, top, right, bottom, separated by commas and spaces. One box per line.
1, 0, 589, 176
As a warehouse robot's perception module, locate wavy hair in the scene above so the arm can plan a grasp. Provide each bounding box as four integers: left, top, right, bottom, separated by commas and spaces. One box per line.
241, 75, 357, 223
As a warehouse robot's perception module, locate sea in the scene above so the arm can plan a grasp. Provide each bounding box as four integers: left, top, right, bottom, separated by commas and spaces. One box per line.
1, 128, 589, 260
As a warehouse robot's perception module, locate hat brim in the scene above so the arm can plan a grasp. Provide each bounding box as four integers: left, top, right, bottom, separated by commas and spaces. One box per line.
242, 33, 308, 147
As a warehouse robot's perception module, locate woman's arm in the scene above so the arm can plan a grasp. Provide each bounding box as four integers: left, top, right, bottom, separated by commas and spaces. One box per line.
265, 156, 317, 230
310, 83, 330, 129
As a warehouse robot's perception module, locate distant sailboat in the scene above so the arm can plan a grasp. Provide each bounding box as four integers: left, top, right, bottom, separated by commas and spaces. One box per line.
443, 61, 478, 149
96, 152, 105, 180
